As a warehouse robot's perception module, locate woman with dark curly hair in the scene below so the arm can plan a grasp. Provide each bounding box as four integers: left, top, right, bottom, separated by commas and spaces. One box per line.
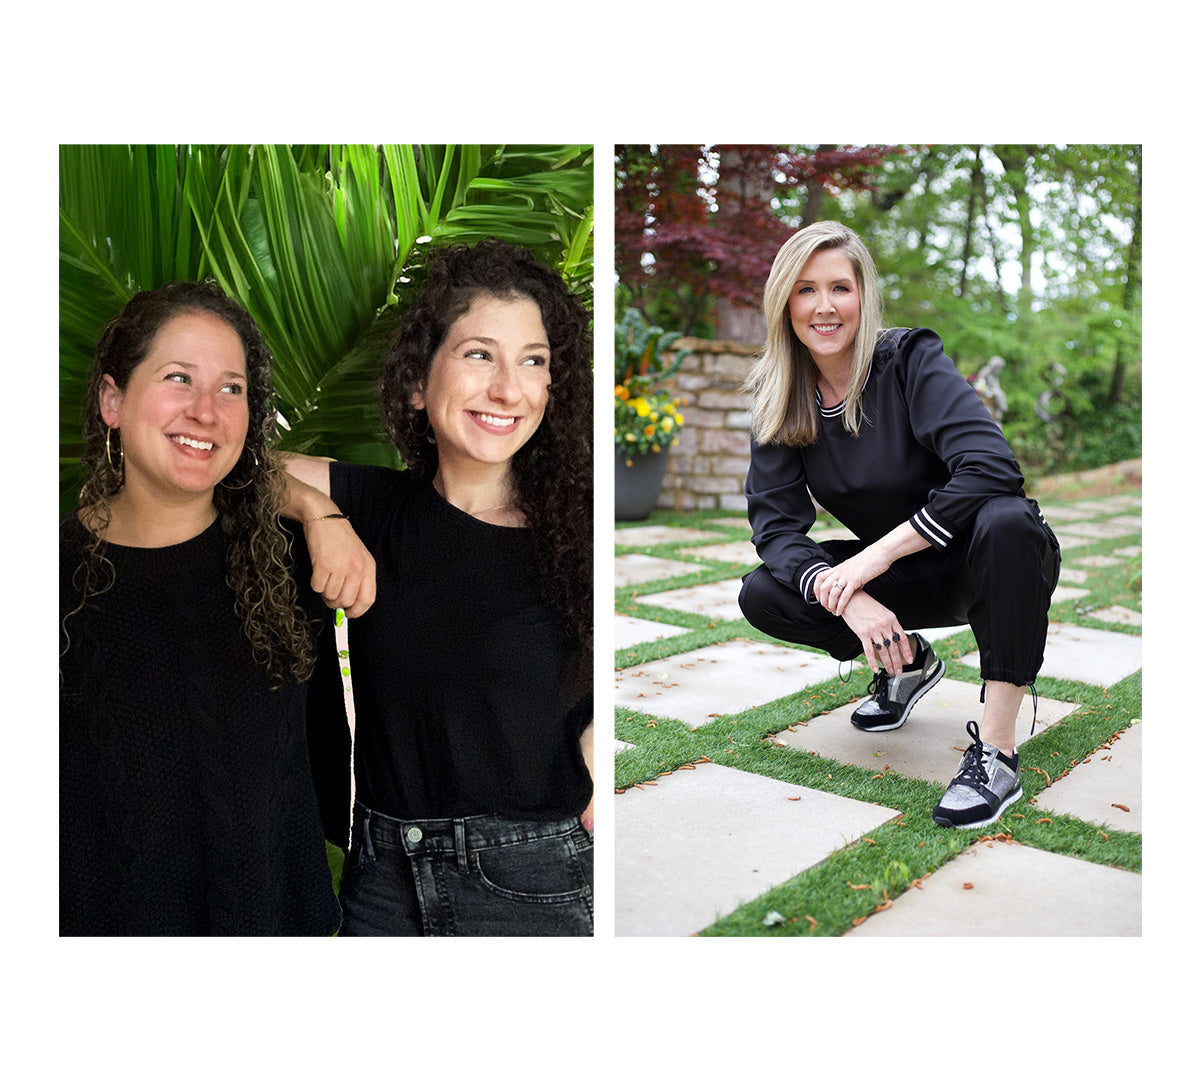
60, 281, 342, 935
286, 239, 594, 936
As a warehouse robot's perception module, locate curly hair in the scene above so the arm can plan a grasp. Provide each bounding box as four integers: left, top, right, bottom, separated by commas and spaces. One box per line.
67, 282, 316, 689
378, 240, 593, 651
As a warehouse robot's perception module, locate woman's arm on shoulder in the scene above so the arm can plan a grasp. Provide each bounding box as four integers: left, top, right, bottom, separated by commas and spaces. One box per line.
280, 453, 376, 619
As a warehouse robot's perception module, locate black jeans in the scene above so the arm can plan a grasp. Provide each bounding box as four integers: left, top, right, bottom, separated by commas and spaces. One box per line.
739, 496, 1061, 687
339, 801, 593, 936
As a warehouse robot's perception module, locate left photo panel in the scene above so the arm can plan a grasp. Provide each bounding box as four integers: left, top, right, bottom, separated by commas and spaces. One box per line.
59, 144, 595, 936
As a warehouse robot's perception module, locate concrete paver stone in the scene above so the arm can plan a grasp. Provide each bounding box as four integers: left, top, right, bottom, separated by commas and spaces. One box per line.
1034, 720, 1141, 831
678, 541, 761, 565
1040, 504, 1105, 522
1087, 605, 1142, 628
960, 622, 1142, 688
615, 526, 723, 547
615, 641, 843, 728
1075, 555, 1122, 568
708, 518, 753, 532
1062, 520, 1140, 540
1066, 497, 1140, 515
844, 840, 1140, 936
616, 762, 901, 936
615, 614, 692, 650
1054, 533, 1105, 550
616, 553, 702, 587
767, 678, 1076, 784
636, 578, 746, 622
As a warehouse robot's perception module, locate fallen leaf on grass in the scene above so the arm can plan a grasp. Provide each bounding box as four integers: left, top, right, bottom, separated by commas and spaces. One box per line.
847, 883, 872, 891
805, 915, 818, 931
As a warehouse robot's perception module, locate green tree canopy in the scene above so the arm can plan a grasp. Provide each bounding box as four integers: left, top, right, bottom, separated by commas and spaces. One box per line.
615, 144, 1141, 474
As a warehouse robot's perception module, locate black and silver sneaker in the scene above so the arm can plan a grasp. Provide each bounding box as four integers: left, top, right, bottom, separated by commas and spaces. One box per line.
931, 720, 1023, 828
850, 632, 945, 732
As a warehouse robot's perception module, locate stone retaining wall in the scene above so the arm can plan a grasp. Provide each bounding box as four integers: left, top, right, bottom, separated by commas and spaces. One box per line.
660, 336, 759, 512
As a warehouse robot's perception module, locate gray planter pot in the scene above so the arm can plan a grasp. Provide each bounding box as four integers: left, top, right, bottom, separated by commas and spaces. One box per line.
615, 447, 669, 520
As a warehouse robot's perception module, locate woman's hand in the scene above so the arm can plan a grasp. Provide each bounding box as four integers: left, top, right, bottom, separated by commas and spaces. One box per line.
839, 591, 913, 676
303, 515, 376, 618
813, 548, 890, 615
280, 454, 377, 618
579, 721, 594, 833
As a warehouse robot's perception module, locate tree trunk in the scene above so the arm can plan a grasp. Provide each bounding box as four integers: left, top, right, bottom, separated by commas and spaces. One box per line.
994, 145, 1035, 318
959, 146, 984, 297
1109, 147, 1141, 404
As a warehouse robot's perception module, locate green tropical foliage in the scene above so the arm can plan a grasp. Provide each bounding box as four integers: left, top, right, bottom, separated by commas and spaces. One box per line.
59, 144, 594, 513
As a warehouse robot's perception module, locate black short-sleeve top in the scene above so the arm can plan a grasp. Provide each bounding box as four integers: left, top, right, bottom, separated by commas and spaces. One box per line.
324, 463, 592, 821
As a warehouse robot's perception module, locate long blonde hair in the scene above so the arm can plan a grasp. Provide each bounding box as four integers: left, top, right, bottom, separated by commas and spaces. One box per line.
744, 221, 884, 446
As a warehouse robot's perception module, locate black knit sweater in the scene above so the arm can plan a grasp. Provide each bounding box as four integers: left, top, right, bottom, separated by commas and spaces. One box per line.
59, 513, 341, 936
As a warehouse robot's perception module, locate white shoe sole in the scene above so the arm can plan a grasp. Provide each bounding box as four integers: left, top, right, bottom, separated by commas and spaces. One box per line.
932, 784, 1024, 829
850, 658, 946, 732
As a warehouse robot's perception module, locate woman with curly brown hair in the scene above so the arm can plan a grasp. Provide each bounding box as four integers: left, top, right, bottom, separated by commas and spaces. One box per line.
59, 281, 342, 935
286, 239, 594, 936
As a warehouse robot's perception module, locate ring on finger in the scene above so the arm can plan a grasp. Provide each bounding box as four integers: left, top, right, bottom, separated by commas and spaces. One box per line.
892, 632, 902, 643
872, 641, 882, 651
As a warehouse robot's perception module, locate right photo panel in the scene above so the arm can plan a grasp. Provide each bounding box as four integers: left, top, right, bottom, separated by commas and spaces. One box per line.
613, 144, 1142, 937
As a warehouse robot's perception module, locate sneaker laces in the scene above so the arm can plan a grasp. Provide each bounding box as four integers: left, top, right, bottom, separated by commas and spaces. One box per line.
954, 720, 990, 788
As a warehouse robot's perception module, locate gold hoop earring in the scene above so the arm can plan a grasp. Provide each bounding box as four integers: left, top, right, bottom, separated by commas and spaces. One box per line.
105, 427, 123, 473
413, 411, 435, 444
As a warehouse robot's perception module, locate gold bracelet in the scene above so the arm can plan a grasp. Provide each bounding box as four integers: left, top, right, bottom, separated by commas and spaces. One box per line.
303, 512, 348, 525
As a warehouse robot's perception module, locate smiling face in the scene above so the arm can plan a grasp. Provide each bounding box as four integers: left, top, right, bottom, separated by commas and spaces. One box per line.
99, 310, 250, 503
411, 292, 552, 476
787, 247, 862, 374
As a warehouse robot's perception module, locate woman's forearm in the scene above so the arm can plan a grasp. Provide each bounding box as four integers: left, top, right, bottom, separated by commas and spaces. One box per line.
868, 519, 932, 568
279, 453, 337, 522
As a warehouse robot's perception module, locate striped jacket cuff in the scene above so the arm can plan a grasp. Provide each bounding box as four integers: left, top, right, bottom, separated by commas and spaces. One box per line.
910, 506, 954, 549
798, 561, 832, 604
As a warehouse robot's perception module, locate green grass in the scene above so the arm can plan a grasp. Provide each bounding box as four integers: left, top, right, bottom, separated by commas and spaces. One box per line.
615, 487, 1142, 936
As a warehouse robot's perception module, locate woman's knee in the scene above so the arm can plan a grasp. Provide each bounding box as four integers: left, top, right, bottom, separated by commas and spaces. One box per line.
738, 565, 776, 627
969, 496, 1046, 558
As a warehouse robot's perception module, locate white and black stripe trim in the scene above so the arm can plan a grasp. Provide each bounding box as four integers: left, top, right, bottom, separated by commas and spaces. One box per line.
910, 506, 954, 549
798, 561, 832, 604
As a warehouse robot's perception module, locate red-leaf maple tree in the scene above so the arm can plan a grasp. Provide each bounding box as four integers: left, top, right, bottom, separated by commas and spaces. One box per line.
616, 144, 896, 337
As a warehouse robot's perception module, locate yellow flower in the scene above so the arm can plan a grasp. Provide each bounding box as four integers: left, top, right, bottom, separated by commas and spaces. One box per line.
632, 397, 650, 417
660, 417, 674, 433
624, 433, 636, 442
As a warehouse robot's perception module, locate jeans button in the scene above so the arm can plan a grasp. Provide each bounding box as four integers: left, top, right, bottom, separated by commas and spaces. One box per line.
406, 826, 423, 843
